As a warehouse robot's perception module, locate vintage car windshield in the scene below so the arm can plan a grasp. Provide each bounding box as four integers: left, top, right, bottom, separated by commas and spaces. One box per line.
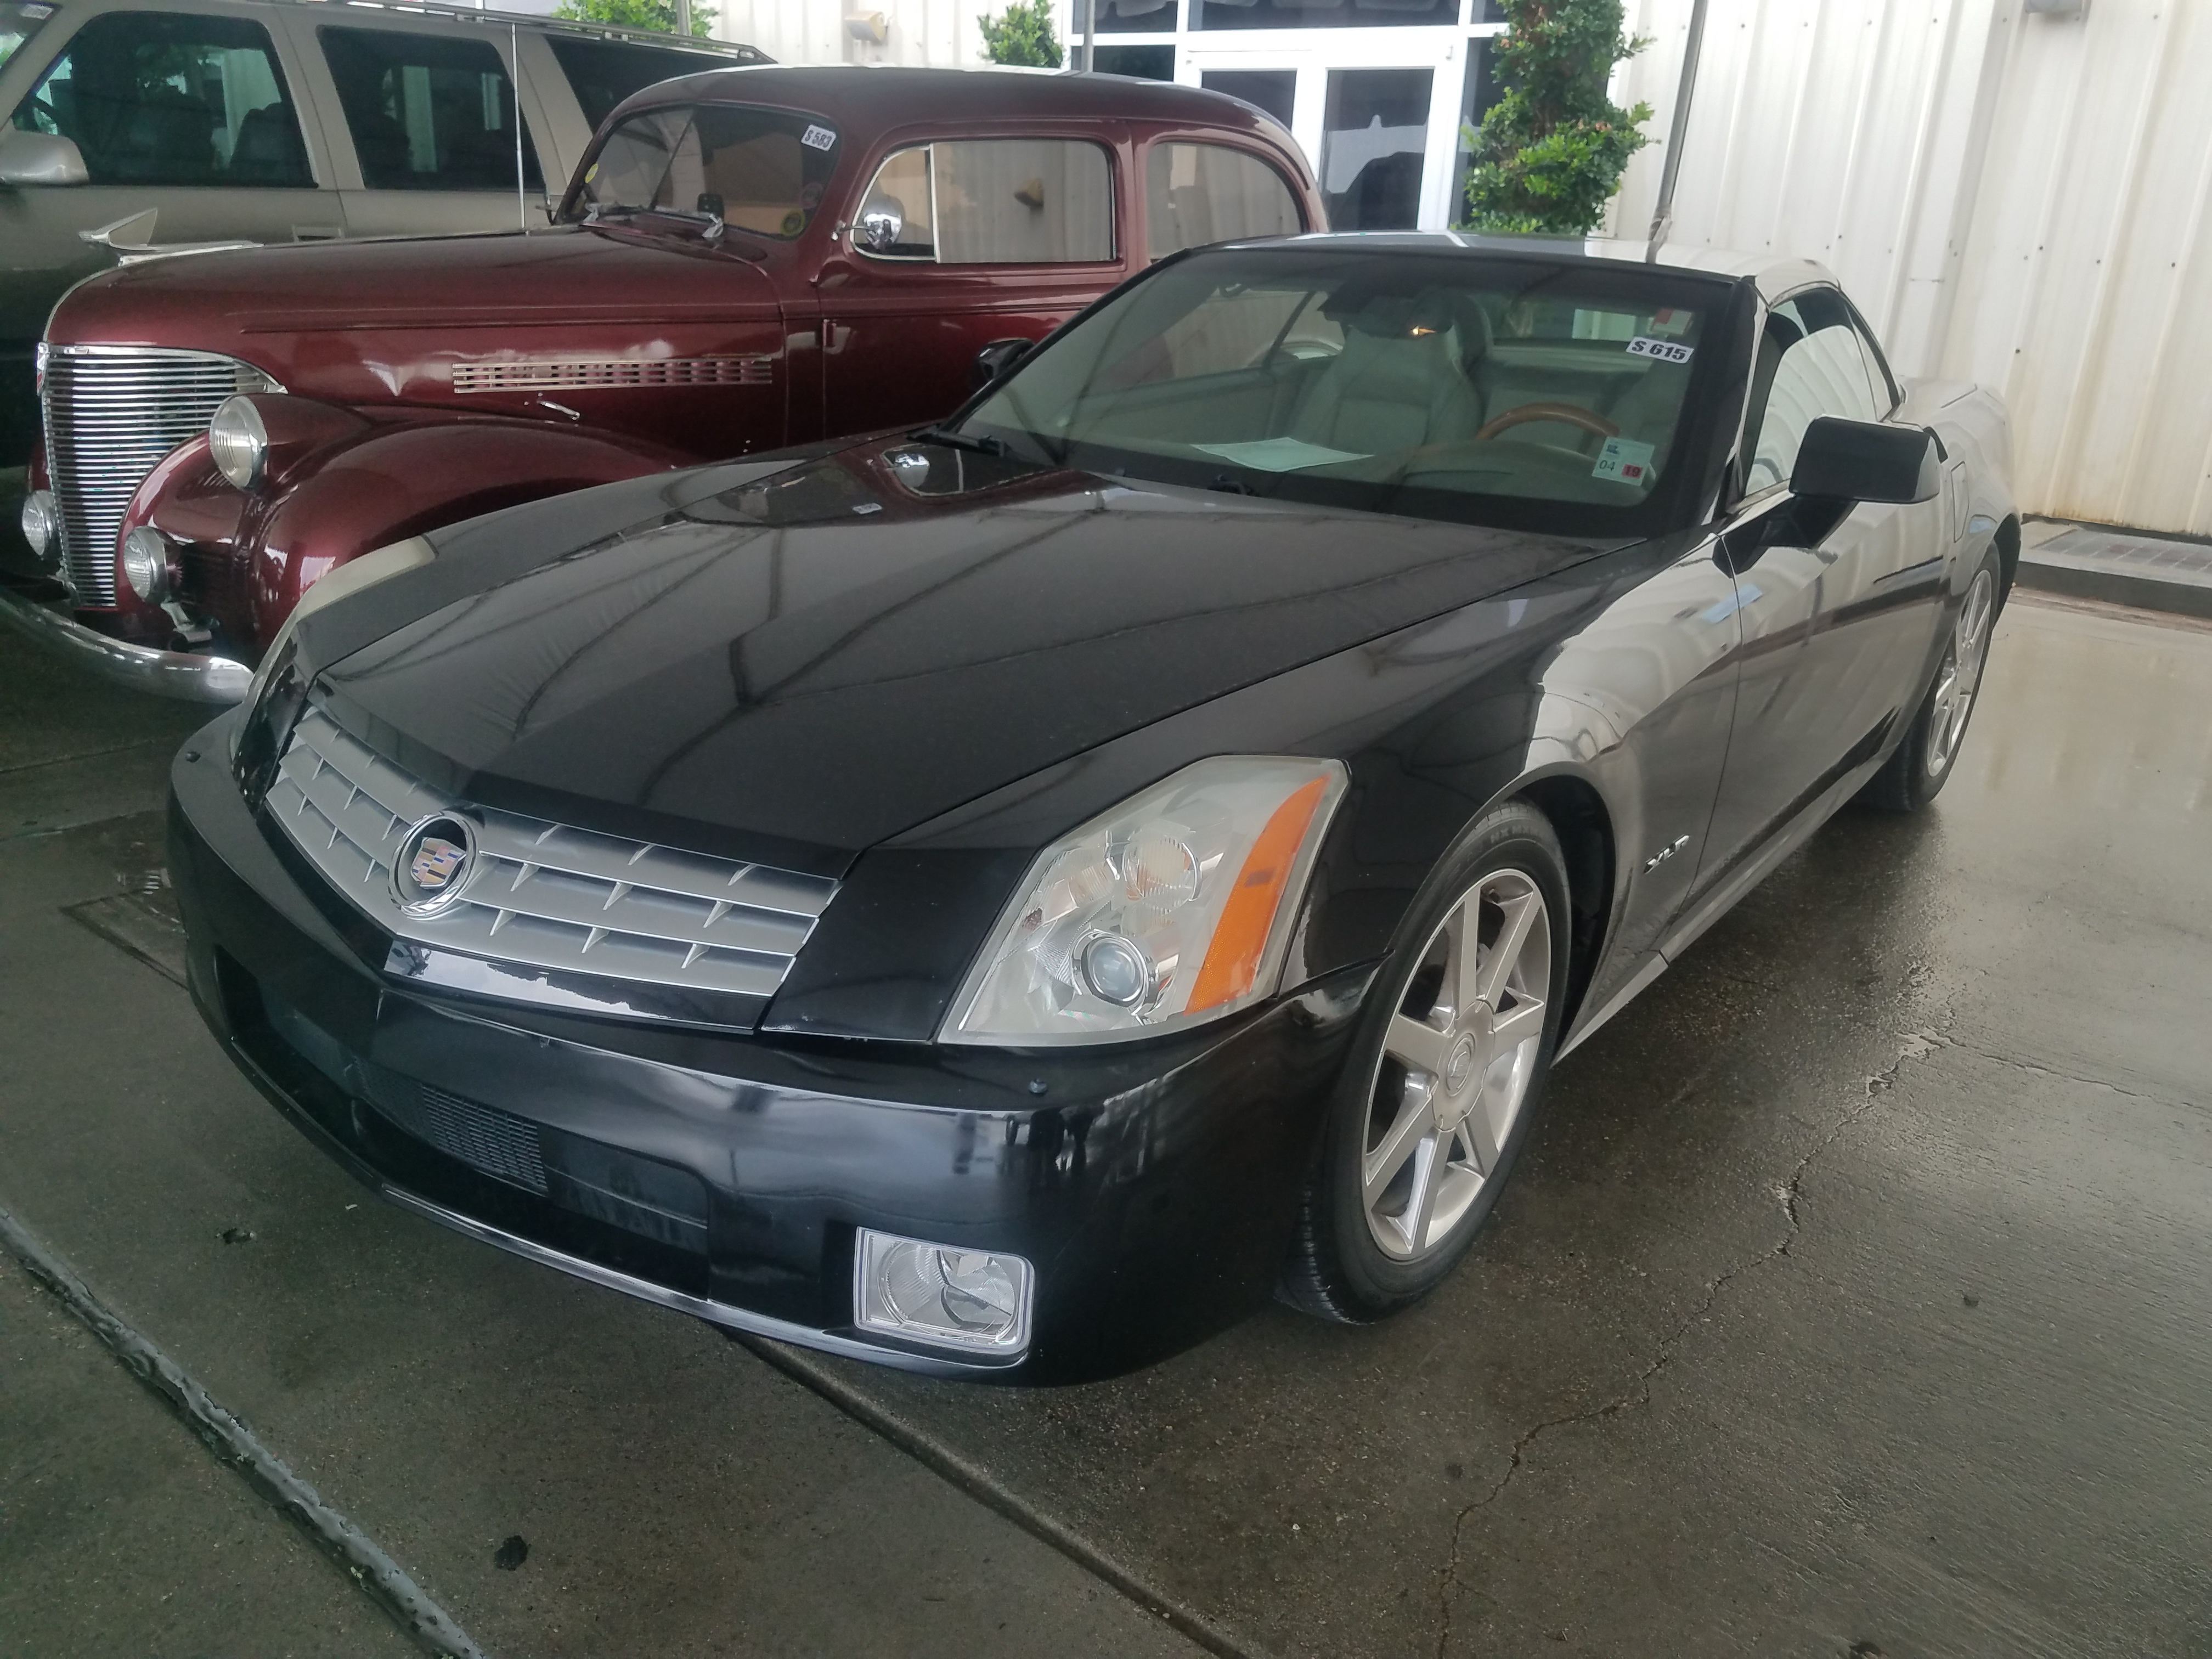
961, 246, 1735, 535
573, 102, 839, 239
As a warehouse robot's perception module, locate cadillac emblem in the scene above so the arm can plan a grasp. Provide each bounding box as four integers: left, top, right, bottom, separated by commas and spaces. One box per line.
392, 812, 479, 916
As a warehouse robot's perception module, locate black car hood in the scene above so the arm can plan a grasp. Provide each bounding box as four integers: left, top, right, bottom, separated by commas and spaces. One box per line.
314, 443, 1618, 875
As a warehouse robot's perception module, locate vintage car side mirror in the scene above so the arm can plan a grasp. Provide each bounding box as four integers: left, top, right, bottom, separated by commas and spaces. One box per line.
1790, 416, 1940, 505
0, 131, 89, 187
972, 337, 1032, 390
857, 195, 905, 252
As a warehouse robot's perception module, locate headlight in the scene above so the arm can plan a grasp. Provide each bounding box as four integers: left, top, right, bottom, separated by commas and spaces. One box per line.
942, 755, 1346, 1045
19, 489, 57, 565
120, 526, 172, 602
232, 536, 436, 773
208, 394, 269, 491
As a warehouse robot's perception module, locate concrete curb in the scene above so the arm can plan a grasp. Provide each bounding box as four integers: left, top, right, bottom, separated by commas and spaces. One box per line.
2019, 519, 2212, 620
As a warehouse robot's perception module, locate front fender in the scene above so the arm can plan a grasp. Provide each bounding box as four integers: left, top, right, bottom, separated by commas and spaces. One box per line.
141, 415, 686, 652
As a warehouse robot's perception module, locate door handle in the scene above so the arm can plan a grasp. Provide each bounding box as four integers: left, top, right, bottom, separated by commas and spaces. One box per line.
291, 224, 343, 241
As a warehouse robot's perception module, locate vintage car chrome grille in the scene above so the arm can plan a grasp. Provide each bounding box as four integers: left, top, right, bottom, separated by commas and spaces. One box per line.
450, 354, 773, 394
266, 705, 836, 1003
40, 345, 280, 605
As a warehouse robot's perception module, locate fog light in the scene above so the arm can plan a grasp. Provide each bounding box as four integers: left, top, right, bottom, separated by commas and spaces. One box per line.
120, 526, 172, 603
19, 489, 58, 566
855, 1229, 1033, 1355
208, 394, 269, 491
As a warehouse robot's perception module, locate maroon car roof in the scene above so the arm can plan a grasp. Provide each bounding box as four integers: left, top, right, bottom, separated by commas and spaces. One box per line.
614, 64, 1290, 142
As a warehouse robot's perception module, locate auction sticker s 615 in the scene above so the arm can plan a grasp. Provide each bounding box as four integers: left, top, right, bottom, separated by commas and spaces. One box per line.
1592, 436, 1657, 483
1626, 336, 1695, 364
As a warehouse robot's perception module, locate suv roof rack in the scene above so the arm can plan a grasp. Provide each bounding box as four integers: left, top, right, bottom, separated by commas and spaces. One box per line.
140, 0, 772, 59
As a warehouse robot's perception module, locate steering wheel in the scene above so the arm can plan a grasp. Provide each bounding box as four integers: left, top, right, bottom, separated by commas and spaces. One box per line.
1474, 402, 1620, 442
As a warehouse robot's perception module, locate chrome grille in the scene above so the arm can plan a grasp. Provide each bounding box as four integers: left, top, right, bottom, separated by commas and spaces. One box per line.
266, 705, 836, 1004
41, 345, 279, 605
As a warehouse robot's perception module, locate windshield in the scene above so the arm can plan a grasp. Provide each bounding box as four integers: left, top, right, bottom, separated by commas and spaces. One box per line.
571, 101, 839, 240
0, 1, 54, 71
960, 247, 1740, 535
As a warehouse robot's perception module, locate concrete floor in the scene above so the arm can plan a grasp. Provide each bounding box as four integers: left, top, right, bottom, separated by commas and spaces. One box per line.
1, 590, 2206, 1657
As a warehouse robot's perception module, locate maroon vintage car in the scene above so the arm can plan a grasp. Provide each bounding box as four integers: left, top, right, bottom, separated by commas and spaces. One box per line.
9, 65, 1321, 698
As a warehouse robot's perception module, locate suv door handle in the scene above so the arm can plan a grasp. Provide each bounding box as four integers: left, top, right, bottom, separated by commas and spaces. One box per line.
291, 224, 343, 241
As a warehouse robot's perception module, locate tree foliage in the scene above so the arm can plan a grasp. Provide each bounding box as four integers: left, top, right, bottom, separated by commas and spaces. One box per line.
552, 0, 718, 40
1463, 0, 1651, 234
979, 1, 1062, 69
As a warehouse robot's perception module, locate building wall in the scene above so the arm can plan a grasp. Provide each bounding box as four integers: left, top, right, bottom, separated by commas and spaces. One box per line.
1609, 0, 2212, 536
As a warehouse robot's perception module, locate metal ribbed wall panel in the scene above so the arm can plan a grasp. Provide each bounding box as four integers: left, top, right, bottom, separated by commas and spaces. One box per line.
1608, 0, 2212, 535
41, 347, 278, 604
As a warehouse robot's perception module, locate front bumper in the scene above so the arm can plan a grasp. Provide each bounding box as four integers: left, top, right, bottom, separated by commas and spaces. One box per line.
0, 577, 249, 702
168, 714, 1370, 1381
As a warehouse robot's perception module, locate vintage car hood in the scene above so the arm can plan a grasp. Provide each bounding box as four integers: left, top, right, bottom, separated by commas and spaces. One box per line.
47, 227, 781, 397
308, 444, 1620, 874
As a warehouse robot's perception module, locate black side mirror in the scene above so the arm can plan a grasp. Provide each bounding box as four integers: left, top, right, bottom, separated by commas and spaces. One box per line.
1790, 416, 1940, 504
972, 337, 1033, 391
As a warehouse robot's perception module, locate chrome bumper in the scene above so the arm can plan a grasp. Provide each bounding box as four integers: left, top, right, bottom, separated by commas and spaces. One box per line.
0, 582, 250, 703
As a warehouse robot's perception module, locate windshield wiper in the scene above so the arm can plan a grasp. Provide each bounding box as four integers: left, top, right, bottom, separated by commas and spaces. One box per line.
580, 203, 764, 258
915, 425, 1007, 457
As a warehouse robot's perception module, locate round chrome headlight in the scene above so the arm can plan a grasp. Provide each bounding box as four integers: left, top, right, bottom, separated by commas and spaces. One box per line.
208, 394, 269, 492
120, 526, 172, 603
19, 489, 58, 565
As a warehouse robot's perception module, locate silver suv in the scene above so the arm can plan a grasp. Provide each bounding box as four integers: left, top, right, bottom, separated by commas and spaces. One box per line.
0, 0, 763, 527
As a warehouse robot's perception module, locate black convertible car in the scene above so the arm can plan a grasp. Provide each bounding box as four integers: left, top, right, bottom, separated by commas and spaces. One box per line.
170, 234, 2018, 1380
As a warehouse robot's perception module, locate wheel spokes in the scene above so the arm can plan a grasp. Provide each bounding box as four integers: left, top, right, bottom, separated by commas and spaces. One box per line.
1363, 1092, 1433, 1206
1476, 889, 1541, 1007
1385, 1011, 1451, 1080
1487, 995, 1545, 1053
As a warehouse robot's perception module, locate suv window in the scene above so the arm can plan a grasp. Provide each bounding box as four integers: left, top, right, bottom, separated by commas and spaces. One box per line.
855, 139, 1114, 265
319, 26, 542, 193
576, 103, 838, 239
10, 12, 310, 187
1742, 288, 1887, 496
1146, 142, 1300, 258
545, 36, 738, 134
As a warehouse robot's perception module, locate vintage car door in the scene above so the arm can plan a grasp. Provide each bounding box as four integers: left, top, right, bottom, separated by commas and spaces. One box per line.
1695, 288, 1950, 888
814, 132, 1133, 436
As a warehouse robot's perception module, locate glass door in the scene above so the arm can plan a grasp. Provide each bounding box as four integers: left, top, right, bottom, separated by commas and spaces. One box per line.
1174, 2, 1506, 231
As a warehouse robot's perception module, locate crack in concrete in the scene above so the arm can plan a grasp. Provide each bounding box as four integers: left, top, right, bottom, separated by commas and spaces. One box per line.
1430, 1020, 1949, 1659
1946, 1039, 2197, 1114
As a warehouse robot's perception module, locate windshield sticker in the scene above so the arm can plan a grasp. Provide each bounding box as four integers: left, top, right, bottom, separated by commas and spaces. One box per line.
1193, 437, 1368, 473
1646, 307, 1693, 338
800, 124, 838, 151
1627, 336, 1694, 365
1592, 436, 1657, 484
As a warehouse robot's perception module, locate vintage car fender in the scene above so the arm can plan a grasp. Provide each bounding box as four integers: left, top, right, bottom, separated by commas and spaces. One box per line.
129, 410, 687, 653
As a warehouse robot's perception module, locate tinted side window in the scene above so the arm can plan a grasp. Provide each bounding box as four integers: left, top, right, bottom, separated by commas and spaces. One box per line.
10, 12, 310, 188
1743, 289, 1885, 495
320, 27, 541, 192
545, 36, 735, 135
1145, 142, 1301, 259
855, 140, 1114, 265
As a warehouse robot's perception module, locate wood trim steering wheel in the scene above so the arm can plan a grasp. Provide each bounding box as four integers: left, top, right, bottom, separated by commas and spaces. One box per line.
1474, 402, 1621, 442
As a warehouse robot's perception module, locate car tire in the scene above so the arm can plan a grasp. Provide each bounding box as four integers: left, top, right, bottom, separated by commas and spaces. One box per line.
1280, 799, 1572, 1324
1855, 546, 2004, 814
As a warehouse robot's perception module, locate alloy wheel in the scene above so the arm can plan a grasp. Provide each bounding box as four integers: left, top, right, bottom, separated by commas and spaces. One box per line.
1361, 869, 1551, 1261
1927, 567, 1996, 777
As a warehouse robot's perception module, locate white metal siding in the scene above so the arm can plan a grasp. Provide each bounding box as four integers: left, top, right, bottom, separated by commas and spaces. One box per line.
1610, 0, 2212, 535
